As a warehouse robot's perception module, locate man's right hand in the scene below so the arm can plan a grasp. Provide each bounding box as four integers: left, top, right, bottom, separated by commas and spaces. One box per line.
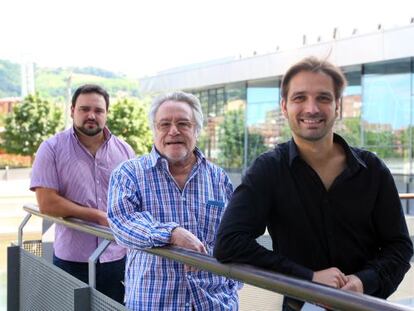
95, 209, 109, 227
170, 227, 207, 254
313, 267, 348, 288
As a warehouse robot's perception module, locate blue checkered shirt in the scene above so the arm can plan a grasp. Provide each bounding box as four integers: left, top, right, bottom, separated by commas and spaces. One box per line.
108, 147, 241, 310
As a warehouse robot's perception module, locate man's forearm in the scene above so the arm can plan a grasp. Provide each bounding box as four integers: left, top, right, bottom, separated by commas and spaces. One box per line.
36, 188, 107, 226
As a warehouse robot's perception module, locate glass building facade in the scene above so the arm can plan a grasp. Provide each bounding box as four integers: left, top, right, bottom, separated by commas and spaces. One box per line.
187, 57, 414, 214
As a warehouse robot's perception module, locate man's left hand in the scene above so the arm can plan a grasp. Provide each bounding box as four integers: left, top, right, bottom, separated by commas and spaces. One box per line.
341, 274, 364, 293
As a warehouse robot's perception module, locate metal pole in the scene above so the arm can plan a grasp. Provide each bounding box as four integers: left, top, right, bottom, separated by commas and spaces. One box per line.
18, 213, 32, 246
88, 239, 111, 288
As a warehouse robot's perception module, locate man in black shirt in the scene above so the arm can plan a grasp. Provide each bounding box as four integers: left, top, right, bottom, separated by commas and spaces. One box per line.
214, 57, 413, 310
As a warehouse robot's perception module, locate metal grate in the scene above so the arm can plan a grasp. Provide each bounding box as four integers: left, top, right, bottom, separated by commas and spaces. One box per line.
22, 239, 42, 257
19, 248, 127, 310
91, 288, 127, 311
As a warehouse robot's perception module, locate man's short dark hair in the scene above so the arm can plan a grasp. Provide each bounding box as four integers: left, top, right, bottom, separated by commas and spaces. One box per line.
71, 84, 110, 110
281, 57, 347, 101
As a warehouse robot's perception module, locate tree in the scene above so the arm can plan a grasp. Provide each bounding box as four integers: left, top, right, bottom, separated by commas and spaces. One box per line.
335, 117, 361, 147
217, 108, 266, 169
217, 109, 245, 168
2, 94, 64, 159
107, 98, 152, 155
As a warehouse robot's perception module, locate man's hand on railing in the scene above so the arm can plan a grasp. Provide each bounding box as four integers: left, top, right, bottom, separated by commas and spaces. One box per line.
170, 226, 207, 272
170, 227, 207, 254
95, 209, 109, 227
341, 274, 364, 293
312, 267, 349, 288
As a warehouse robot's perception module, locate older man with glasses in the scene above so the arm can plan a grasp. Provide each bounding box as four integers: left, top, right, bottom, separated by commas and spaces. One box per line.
107, 91, 241, 311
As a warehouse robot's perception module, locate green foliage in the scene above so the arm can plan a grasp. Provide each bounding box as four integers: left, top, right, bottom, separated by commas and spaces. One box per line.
0, 59, 20, 97
2, 94, 64, 157
217, 109, 245, 168
247, 132, 267, 164
279, 122, 292, 143
35, 68, 140, 101
336, 117, 361, 147
107, 98, 152, 155
365, 130, 399, 158
217, 108, 266, 168
71, 67, 123, 79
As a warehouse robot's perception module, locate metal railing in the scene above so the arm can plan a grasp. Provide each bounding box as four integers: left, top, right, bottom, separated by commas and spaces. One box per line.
17, 203, 414, 311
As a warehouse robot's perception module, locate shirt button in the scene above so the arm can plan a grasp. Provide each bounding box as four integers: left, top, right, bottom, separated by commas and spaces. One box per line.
98, 198, 102, 202
185, 303, 190, 307
187, 275, 191, 279
182, 197, 186, 201
97, 180, 100, 184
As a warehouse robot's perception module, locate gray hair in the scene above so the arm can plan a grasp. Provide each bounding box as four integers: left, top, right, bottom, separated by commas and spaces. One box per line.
149, 91, 204, 135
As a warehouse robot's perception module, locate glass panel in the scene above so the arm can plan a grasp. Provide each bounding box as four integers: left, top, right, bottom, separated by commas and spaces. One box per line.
216, 83, 247, 170
362, 58, 411, 175
335, 67, 362, 147
411, 57, 414, 177
200, 90, 209, 126
246, 79, 280, 167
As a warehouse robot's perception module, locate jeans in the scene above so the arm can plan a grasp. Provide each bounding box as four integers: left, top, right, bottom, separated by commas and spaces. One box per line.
53, 254, 125, 304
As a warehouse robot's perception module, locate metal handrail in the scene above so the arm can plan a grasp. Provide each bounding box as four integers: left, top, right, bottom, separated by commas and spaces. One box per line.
400, 193, 414, 199
21, 203, 413, 311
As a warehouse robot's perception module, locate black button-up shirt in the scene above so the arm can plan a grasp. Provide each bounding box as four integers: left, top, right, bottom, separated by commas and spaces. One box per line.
214, 134, 413, 298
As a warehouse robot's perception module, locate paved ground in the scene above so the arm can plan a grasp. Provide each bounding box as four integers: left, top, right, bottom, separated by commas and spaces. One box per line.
0, 179, 39, 237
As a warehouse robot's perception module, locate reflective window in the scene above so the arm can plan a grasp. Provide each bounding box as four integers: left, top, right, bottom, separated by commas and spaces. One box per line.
335, 67, 362, 147
246, 79, 281, 167
216, 83, 247, 169
189, 84, 247, 170
362, 58, 411, 174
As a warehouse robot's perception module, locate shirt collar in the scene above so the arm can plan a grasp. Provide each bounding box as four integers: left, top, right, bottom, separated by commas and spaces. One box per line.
148, 146, 206, 168
287, 133, 367, 170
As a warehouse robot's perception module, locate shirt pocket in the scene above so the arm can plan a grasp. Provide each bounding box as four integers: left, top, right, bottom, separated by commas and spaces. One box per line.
198, 200, 225, 250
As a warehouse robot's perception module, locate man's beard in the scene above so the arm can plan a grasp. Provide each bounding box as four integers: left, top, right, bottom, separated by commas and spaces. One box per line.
75, 121, 103, 136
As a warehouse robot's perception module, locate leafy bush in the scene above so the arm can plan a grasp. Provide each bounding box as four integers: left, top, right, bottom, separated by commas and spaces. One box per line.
1, 93, 64, 159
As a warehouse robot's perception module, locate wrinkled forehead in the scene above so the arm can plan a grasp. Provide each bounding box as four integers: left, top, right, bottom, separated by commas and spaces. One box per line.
287, 71, 335, 96
155, 100, 194, 121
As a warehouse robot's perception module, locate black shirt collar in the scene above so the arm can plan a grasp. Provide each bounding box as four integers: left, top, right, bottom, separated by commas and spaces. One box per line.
287, 133, 367, 171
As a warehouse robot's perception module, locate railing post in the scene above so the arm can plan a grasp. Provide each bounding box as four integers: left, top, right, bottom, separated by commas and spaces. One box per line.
88, 239, 111, 288
18, 213, 32, 246
7, 246, 20, 311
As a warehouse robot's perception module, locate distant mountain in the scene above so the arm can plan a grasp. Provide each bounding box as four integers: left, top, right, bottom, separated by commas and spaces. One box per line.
0, 59, 141, 101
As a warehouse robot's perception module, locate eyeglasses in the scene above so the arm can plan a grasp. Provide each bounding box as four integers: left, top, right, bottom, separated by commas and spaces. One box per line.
155, 120, 195, 132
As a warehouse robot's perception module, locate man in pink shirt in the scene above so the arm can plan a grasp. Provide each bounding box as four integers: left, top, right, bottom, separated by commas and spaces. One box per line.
30, 84, 135, 303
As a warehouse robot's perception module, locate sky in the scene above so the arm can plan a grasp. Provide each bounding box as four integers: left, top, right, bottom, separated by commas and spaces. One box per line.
0, 0, 413, 78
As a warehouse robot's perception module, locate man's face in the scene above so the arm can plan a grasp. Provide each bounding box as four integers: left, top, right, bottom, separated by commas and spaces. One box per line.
71, 93, 107, 137
281, 71, 339, 143
154, 100, 197, 165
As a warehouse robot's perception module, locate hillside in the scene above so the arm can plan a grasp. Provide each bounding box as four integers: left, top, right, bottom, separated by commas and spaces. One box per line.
0, 59, 140, 102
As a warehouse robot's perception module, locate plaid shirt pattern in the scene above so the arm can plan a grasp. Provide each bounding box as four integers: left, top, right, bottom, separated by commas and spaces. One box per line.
108, 147, 240, 310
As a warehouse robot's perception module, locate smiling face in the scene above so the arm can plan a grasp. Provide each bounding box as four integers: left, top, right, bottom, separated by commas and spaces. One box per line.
71, 92, 107, 137
281, 70, 339, 144
153, 100, 197, 165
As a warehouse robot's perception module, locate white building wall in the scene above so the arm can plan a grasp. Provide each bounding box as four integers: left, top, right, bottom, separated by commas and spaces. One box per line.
140, 24, 414, 93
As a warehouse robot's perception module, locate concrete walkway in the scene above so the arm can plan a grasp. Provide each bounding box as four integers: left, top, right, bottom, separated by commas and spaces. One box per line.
0, 179, 38, 237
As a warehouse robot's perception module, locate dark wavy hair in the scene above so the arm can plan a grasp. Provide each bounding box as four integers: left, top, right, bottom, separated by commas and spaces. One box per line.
71, 84, 110, 110
281, 57, 347, 101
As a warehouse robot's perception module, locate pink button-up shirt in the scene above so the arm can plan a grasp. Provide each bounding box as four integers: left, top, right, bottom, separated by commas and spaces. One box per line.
30, 127, 135, 263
